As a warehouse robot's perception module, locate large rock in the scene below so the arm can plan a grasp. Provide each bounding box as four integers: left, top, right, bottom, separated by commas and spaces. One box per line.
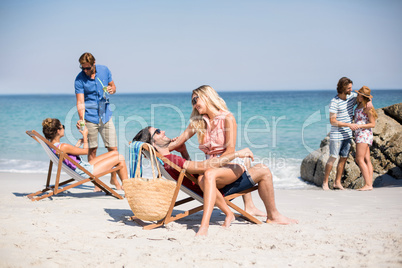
301, 103, 402, 189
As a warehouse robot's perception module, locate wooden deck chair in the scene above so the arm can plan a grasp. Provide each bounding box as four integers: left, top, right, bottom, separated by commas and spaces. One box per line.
131, 143, 262, 230
26, 130, 123, 201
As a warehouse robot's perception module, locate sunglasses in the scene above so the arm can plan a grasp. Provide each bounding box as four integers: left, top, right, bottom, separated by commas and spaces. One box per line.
192, 96, 199, 106
80, 65, 93, 71
151, 128, 161, 139
60, 125, 65, 130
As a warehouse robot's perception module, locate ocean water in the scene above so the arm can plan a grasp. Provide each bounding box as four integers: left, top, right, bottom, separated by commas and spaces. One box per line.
1, 90, 401, 189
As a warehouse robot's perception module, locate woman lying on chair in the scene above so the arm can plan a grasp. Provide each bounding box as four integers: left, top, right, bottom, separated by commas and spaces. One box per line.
42, 118, 128, 191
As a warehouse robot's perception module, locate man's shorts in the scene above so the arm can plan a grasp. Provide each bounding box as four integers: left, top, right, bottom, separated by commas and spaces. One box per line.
86, 118, 117, 149
329, 138, 351, 158
220, 170, 256, 196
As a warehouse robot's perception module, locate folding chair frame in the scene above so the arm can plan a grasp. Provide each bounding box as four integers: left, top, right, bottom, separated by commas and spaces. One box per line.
26, 130, 123, 201
131, 143, 262, 230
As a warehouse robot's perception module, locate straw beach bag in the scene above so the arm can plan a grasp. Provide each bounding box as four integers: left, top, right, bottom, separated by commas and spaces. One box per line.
124, 142, 176, 221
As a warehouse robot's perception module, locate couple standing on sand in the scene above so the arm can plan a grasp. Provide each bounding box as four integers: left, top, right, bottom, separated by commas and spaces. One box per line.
323, 77, 378, 191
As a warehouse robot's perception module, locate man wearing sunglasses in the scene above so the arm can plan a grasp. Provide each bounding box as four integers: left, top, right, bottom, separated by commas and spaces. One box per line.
74, 52, 120, 190
133, 127, 297, 236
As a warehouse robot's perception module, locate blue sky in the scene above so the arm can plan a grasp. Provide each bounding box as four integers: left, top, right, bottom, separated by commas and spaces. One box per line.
1, 0, 401, 94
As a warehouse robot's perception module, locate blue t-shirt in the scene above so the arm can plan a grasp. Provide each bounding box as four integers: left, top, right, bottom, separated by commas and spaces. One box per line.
74, 64, 113, 124
329, 92, 357, 140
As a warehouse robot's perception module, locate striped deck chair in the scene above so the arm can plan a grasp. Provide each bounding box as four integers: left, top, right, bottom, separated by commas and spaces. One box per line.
129, 142, 262, 230
26, 130, 123, 201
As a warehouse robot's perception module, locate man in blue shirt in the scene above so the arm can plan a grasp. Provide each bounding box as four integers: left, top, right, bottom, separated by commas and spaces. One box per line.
322, 77, 359, 190
75, 52, 121, 191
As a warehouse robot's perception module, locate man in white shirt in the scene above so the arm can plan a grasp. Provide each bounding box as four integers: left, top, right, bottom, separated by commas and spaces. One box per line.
322, 77, 359, 190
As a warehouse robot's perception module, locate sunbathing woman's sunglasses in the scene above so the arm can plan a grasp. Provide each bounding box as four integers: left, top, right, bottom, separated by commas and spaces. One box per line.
192, 96, 199, 106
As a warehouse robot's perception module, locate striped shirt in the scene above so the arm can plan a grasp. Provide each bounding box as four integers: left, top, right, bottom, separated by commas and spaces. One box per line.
329, 92, 357, 140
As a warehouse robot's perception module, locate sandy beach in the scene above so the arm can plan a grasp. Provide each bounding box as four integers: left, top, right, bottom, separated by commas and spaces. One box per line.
0, 172, 401, 267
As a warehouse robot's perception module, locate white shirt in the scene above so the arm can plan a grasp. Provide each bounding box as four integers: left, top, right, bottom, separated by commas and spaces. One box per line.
329, 92, 357, 140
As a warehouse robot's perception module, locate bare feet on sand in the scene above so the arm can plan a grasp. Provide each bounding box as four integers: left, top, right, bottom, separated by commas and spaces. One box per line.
94, 179, 123, 192
322, 183, 330, 191
222, 213, 236, 228
357, 185, 373, 191
267, 214, 298, 225
93, 186, 102, 192
333, 183, 345, 190
196, 213, 235, 236
245, 207, 267, 217
195, 226, 208, 237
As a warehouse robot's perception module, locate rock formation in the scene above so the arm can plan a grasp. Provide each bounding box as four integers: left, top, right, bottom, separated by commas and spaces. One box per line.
300, 103, 402, 189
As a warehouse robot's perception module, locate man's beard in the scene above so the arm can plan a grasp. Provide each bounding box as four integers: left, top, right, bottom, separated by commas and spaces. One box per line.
158, 138, 172, 148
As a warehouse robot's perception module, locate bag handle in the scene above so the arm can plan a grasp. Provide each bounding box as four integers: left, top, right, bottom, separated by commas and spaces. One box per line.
148, 145, 162, 179
134, 143, 162, 180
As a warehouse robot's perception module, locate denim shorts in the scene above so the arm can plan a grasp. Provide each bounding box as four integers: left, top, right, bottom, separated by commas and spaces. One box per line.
74, 160, 94, 179
329, 138, 351, 158
220, 170, 256, 196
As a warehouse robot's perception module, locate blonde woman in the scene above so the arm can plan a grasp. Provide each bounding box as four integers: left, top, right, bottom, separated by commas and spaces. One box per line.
169, 85, 265, 235
354, 86, 378, 191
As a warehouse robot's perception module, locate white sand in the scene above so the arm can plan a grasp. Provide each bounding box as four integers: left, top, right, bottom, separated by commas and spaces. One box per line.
0, 172, 401, 267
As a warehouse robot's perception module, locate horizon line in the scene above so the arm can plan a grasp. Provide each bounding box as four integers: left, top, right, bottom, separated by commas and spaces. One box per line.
1, 88, 401, 96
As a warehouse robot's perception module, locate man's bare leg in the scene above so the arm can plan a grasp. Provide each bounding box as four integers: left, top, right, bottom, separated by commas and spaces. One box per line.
242, 159, 266, 216
242, 193, 267, 217
88, 147, 103, 192
107, 147, 122, 190
333, 157, 346, 190
248, 164, 298, 224
323, 156, 336, 190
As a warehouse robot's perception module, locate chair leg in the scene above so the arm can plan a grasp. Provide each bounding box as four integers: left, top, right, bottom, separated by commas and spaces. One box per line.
91, 178, 123, 199
27, 178, 76, 201
54, 155, 64, 194
225, 200, 262, 224
130, 216, 165, 230
46, 160, 53, 188
129, 170, 187, 230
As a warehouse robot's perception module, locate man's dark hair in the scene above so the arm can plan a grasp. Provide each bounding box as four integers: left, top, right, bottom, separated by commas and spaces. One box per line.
337, 77, 353, 94
132, 127, 152, 143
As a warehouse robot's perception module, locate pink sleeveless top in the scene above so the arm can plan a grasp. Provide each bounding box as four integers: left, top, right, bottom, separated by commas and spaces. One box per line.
199, 110, 231, 158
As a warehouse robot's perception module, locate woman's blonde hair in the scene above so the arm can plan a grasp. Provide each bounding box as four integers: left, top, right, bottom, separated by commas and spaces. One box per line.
189, 85, 229, 143
358, 86, 378, 119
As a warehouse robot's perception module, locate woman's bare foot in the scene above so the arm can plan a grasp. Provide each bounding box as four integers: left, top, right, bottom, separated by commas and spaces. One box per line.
333, 183, 345, 190
267, 213, 298, 225
93, 186, 102, 192
195, 226, 208, 236
110, 178, 123, 190
245, 206, 267, 217
357, 185, 373, 191
222, 213, 235, 228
